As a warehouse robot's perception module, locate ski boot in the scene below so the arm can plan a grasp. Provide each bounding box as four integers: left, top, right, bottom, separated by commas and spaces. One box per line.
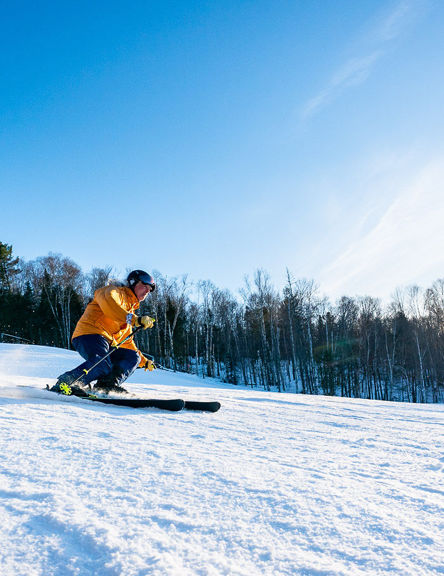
93, 383, 128, 395
50, 371, 90, 397
93, 368, 128, 395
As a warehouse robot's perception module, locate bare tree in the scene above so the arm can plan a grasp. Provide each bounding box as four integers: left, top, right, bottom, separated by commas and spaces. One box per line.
86, 266, 114, 298
20, 253, 84, 348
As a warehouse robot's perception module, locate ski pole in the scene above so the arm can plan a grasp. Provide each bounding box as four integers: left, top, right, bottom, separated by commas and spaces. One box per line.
153, 362, 175, 372
138, 352, 175, 372
70, 325, 144, 387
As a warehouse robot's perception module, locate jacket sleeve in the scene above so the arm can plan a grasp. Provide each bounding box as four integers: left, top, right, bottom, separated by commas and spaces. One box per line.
95, 286, 133, 324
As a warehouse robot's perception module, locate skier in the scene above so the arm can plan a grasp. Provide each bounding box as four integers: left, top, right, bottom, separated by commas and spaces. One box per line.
51, 270, 156, 395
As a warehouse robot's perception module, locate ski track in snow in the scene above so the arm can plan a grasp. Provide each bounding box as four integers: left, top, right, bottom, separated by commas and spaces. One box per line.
0, 344, 443, 576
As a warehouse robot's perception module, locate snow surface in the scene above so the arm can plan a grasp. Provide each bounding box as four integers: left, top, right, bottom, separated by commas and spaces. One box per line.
0, 343, 443, 576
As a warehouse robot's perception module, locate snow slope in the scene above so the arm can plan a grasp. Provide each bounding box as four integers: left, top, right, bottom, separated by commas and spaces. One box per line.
0, 343, 443, 576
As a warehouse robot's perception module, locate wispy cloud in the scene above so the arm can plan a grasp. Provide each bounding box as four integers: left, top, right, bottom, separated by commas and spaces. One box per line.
301, 51, 382, 120
318, 156, 444, 301
300, 0, 422, 122
375, 0, 416, 42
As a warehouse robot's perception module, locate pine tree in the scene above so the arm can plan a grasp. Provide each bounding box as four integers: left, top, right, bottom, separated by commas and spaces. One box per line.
0, 242, 20, 292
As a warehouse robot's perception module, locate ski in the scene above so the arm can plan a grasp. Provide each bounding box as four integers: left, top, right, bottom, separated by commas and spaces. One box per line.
184, 400, 221, 412
46, 385, 221, 412
88, 397, 221, 412
86, 396, 185, 411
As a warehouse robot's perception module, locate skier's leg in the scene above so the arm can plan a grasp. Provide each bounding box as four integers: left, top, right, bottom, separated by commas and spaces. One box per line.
111, 348, 141, 384
93, 348, 139, 393
52, 335, 113, 391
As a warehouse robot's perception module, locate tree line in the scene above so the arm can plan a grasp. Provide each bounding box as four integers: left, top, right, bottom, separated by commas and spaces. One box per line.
1, 241, 443, 403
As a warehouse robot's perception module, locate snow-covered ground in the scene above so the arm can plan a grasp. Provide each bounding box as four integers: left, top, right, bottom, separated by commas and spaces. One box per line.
0, 343, 443, 576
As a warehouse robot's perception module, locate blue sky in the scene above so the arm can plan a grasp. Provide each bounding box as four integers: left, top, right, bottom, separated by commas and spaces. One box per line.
1, 0, 443, 302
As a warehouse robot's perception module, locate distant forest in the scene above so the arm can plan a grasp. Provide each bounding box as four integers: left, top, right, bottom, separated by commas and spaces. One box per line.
1, 241, 443, 403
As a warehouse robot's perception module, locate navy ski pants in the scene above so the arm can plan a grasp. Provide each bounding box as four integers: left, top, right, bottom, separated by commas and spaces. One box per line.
68, 334, 139, 386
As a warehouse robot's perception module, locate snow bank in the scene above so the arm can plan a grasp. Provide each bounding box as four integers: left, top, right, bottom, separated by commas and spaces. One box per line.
0, 343, 443, 575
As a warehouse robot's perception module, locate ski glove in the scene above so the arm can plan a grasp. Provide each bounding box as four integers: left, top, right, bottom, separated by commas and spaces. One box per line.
145, 359, 155, 372
139, 356, 155, 371
135, 315, 155, 329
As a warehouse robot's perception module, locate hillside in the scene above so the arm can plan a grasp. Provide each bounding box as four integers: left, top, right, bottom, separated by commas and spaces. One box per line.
0, 343, 443, 576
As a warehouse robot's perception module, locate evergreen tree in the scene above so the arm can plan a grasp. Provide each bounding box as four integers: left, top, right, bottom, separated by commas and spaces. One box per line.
0, 242, 21, 341
0, 242, 20, 292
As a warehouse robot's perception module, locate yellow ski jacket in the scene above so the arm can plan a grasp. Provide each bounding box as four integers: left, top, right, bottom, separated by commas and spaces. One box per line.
72, 285, 148, 367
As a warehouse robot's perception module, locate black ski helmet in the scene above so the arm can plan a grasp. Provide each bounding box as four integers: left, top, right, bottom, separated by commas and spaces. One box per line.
127, 270, 156, 292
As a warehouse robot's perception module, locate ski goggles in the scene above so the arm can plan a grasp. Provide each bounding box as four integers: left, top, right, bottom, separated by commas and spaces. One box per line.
139, 273, 156, 291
